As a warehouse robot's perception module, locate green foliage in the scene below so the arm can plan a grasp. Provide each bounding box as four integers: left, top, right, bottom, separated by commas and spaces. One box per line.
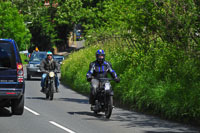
55, 0, 83, 26
61, 0, 200, 124
62, 37, 200, 123
10, 0, 57, 51
20, 53, 29, 65
0, 2, 31, 50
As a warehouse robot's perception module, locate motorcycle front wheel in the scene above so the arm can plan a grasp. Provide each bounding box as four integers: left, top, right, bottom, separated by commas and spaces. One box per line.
49, 83, 54, 100
46, 88, 50, 99
105, 96, 113, 119
46, 93, 49, 99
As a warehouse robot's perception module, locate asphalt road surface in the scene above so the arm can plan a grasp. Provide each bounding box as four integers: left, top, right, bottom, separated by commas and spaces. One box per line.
0, 70, 199, 133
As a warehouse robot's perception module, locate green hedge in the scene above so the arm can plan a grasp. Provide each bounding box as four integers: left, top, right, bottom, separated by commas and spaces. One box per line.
61, 39, 200, 124
20, 53, 28, 65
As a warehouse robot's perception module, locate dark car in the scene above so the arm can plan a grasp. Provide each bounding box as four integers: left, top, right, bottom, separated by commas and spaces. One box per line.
75, 29, 83, 40
0, 39, 25, 115
26, 51, 47, 80
53, 55, 64, 65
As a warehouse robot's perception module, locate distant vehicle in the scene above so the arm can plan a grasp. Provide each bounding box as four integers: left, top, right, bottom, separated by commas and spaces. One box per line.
26, 51, 47, 80
20, 50, 30, 57
53, 55, 64, 65
19, 50, 28, 54
74, 23, 83, 41
0, 39, 25, 115
75, 29, 83, 40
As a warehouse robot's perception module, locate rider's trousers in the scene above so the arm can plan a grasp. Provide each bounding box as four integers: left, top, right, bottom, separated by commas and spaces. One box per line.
41, 73, 59, 88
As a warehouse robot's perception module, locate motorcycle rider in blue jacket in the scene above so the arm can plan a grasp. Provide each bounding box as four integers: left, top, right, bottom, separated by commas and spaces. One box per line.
86, 49, 120, 106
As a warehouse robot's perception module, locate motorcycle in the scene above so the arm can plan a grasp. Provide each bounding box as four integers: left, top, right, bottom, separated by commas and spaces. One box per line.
44, 71, 56, 100
91, 78, 114, 119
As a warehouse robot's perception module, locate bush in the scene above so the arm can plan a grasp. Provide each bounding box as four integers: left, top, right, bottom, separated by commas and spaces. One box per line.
20, 53, 29, 65
61, 39, 200, 124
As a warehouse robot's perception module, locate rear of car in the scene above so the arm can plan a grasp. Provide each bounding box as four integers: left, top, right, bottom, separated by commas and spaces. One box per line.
53, 55, 64, 65
0, 39, 25, 115
26, 51, 46, 80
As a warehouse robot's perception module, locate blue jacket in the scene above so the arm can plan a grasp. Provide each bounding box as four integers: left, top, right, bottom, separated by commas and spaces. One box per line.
86, 60, 118, 80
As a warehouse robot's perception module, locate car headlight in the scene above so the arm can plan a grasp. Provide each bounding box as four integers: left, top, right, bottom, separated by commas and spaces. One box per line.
49, 72, 55, 78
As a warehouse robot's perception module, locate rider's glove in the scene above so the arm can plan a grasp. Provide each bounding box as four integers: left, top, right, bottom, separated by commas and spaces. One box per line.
87, 75, 92, 82
114, 77, 120, 83
42, 70, 48, 73
87, 78, 92, 82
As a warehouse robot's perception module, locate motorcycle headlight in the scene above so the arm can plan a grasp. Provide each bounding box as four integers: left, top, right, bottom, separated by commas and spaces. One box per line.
105, 83, 111, 91
49, 72, 55, 78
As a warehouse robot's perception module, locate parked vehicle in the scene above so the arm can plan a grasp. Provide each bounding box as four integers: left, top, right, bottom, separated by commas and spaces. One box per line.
53, 55, 64, 65
75, 29, 83, 40
43, 71, 56, 100
91, 78, 114, 119
25, 51, 46, 80
0, 39, 25, 115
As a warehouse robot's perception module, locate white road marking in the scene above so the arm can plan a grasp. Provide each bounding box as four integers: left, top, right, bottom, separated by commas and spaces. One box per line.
24, 106, 40, 116
49, 121, 76, 133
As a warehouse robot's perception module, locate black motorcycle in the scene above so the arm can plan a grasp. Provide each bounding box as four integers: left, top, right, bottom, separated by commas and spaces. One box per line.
91, 78, 114, 119
44, 71, 56, 100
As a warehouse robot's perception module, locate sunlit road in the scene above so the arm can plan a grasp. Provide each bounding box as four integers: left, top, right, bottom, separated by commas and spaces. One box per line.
0, 69, 199, 133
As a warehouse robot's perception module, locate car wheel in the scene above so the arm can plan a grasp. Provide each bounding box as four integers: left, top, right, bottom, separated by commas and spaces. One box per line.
11, 95, 24, 115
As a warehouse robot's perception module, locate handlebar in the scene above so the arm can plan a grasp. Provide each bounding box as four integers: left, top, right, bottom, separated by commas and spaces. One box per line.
42, 70, 60, 73
93, 78, 114, 81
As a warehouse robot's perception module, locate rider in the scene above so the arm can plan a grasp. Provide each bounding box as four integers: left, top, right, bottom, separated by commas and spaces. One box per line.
40, 51, 60, 93
86, 49, 120, 106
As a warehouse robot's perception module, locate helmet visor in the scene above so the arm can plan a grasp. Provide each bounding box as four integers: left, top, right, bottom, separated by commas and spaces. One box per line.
98, 55, 104, 59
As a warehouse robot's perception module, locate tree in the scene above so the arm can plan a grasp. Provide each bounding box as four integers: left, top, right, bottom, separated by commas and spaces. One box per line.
0, 1, 31, 50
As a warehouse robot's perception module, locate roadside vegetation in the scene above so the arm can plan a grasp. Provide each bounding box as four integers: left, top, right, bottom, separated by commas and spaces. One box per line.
0, 2, 31, 50
62, 38, 200, 124
20, 53, 28, 65
61, 0, 200, 124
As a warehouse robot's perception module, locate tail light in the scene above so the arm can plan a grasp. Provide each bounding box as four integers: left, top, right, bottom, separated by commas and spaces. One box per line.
17, 63, 24, 82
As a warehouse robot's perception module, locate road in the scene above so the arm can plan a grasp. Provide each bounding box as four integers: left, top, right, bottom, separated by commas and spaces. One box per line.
0, 70, 199, 133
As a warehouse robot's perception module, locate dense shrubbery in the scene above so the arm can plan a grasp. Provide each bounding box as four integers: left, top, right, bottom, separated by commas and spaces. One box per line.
61, 38, 200, 123
60, 0, 200, 124
20, 54, 29, 65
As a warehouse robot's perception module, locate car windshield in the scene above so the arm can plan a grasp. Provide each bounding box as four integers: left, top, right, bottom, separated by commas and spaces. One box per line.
30, 52, 46, 62
0, 41, 16, 68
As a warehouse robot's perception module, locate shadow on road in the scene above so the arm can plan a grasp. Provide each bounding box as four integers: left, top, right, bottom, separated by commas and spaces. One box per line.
57, 97, 89, 104
109, 112, 200, 132
0, 108, 12, 117
26, 96, 46, 100
68, 111, 103, 118
74, 110, 200, 132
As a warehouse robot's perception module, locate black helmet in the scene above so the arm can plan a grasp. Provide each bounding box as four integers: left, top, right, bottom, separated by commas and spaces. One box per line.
96, 49, 105, 63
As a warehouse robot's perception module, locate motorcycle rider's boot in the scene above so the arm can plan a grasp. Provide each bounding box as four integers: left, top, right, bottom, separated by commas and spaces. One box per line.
91, 103, 97, 111
40, 87, 45, 92
91, 105, 95, 111
55, 87, 59, 93
91, 100, 98, 111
